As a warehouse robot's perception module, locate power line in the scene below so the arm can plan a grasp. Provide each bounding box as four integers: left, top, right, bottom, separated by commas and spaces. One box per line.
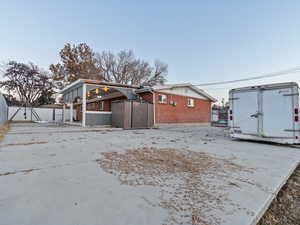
194, 66, 300, 87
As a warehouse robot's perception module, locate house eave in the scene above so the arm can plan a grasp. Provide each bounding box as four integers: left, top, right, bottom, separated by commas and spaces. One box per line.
151, 84, 217, 102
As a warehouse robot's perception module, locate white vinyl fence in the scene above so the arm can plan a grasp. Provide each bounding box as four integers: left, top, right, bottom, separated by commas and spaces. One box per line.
8, 106, 76, 122
0, 93, 8, 125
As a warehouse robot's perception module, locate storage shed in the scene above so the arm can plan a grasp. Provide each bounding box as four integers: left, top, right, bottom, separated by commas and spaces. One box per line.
0, 92, 8, 125
112, 100, 154, 129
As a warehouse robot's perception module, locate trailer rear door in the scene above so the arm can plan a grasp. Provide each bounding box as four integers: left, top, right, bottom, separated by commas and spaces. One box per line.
232, 91, 259, 135
262, 88, 295, 137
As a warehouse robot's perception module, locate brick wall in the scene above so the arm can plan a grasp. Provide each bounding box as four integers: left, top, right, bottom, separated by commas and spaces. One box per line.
154, 91, 212, 123
138, 92, 153, 103
74, 91, 212, 124
74, 96, 126, 121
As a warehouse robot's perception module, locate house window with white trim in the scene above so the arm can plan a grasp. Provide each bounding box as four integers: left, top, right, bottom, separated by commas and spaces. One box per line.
158, 94, 167, 104
187, 98, 195, 107
99, 101, 104, 111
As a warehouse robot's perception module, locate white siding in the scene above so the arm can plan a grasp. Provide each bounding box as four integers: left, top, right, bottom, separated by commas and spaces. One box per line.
157, 87, 207, 100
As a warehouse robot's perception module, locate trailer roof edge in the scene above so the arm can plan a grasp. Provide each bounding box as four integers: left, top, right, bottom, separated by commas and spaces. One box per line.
229, 82, 299, 93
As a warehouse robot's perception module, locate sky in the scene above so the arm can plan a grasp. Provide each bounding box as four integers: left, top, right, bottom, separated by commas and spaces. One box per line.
1, 0, 300, 102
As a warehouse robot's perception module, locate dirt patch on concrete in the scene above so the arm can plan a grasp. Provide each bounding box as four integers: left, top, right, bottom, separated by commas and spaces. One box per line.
97, 147, 253, 225
0, 168, 40, 176
57, 129, 114, 134
258, 164, 300, 225
0, 123, 10, 143
9, 129, 114, 135
1, 141, 48, 147
10, 120, 35, 123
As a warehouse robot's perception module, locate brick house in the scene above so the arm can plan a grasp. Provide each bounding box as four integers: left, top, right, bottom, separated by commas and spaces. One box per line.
60, 79, 216, 128
136, 84, 217, 126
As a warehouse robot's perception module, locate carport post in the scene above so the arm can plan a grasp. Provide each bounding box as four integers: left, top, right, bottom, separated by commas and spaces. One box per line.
63, 104, 66, 123
82, 83, 86, 127
70, 103, 73, 123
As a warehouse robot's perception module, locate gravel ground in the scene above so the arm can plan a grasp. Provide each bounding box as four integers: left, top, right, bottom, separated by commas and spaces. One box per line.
258, 164, 300, 225
97, 147, 252, 225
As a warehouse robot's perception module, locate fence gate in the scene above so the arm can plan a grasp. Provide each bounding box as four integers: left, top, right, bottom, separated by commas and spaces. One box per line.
131, 101, 153, 128
8, 106, 76, 122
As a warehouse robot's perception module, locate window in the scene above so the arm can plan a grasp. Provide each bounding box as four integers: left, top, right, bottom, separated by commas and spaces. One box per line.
99, 101, 104, 111
158, 94, 167, 104
187, 98, 195, 107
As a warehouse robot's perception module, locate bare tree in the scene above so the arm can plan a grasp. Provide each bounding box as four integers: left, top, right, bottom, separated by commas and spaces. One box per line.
50, 43, 168, 89
0, 61, 54, 106
143, 60, 168, 86
96, 49, 167, 85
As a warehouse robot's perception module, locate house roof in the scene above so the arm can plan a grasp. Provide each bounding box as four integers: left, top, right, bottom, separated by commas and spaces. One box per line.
136, 83, 217, 102
60, 79, 217, 102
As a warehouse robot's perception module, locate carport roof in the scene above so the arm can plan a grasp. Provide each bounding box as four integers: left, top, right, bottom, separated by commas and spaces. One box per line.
59, 79, 141, 94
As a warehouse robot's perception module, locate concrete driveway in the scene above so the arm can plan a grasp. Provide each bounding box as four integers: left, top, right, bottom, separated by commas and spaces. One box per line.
0, 123, 299, 225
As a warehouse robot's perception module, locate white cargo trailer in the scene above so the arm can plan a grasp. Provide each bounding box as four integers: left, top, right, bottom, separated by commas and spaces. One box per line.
229, 82, 300, 144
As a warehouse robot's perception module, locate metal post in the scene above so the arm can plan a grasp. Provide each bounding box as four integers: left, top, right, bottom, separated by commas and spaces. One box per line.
152, 91, 156, 126
82, 84, 86, 127
30, 107, 33, 121
63, 104, 66, 123
70, 103, 73, 123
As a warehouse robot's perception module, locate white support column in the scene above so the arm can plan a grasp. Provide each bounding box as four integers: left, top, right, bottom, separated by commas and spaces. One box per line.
152, 91, 156, 126
70, 103, 73, 123
63, 104, 66, 123
82, 84, 86, 127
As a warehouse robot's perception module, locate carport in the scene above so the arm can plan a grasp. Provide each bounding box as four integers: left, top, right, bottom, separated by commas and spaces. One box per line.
60, 79, 140, 127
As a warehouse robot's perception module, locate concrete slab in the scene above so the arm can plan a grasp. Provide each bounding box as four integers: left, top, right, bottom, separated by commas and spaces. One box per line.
0, 123, 299, 225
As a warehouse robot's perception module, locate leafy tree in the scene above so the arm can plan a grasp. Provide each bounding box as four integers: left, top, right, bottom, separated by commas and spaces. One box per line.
50, 43, 168, 89
0, 61, 54, 106
35, 90, 56, 106
49, 43, 103, 89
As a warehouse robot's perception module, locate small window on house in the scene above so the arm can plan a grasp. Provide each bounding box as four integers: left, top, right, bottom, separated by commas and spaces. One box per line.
99, 101, 104, 111
158, 94, 167, 104
187, 98, 195, 107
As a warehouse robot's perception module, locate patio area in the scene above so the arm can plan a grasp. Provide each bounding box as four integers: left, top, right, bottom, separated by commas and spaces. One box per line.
0, 123, 299, 225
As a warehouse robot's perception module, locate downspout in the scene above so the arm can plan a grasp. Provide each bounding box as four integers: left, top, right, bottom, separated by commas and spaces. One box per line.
82, 83, 87, 127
